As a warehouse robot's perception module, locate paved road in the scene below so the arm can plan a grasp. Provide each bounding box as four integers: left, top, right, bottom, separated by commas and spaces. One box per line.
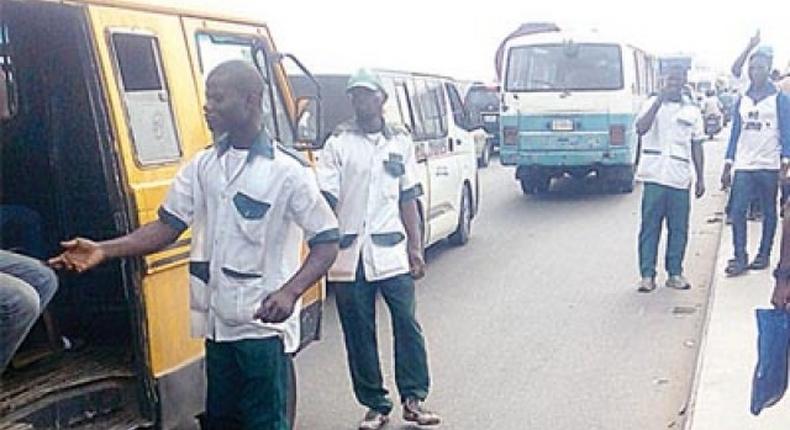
295, 137, 728, 430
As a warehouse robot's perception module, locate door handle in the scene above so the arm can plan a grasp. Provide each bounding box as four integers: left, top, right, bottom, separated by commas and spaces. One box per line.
436, 167, 450, 177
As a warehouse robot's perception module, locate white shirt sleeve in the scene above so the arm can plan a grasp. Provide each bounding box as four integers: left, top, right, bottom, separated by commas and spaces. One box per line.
690, 107, 705, 142
399, 135, 423, 201
159, 154, 203, 233
314, 136, 342, 208
287, 167, 339, 248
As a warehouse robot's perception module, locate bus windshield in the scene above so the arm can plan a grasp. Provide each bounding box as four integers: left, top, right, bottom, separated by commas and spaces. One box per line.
505, 43, 623, 92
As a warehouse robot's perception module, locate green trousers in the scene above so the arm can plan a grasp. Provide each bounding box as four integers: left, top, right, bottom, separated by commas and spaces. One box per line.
205, 337, 289, 430
332, 267, 431, 415
638, 182, 691, 278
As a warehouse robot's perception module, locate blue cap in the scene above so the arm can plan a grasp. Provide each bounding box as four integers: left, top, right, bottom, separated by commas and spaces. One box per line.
751, 45, 774, 60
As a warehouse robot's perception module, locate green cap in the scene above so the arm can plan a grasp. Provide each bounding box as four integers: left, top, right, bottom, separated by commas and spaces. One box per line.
346, 68, 386, 95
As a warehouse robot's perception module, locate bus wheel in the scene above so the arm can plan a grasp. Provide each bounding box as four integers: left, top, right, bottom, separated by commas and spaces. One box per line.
449, 187, 472, 246
478, 143, 491, 168
286, 355, 296, 429
520, 177, 534, 195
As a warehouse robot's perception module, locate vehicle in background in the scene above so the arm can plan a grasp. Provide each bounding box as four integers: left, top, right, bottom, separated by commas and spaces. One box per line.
0, 0, 321, 428
499, 29, 657, 195
302, 71, 480, 248
464, 83, 500, 166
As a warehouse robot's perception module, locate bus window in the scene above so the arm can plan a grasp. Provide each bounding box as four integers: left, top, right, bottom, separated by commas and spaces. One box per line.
111, 32, 182, 165
506, 43, 623, 92
195, 33, 294, 146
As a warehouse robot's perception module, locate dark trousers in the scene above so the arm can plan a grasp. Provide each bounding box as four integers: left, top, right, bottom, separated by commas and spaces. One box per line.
731, 170, 779, 262
638, 183, 690, 278
331, 265, 430, 415
205, 337, 289, 430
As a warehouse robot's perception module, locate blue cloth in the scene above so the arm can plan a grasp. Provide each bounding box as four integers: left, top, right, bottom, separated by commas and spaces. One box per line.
751, 309, 790, 415
726, 92, 790, 161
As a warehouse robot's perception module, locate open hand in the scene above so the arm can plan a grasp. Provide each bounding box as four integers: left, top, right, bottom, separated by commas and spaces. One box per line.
48, 238, 105, 273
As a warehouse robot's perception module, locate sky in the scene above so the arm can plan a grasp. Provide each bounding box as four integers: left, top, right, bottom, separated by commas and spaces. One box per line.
220, 0, 789, 82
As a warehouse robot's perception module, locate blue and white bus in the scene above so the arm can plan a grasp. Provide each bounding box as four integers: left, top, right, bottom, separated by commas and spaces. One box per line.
499, 29, 658, 194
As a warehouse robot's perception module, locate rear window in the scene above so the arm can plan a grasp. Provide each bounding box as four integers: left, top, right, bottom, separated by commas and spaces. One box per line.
505, 43, 623, 92
465, 87, 499, 113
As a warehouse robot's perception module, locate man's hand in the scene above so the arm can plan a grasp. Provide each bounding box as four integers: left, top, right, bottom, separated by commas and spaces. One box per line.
748, 30, 761, 51
408, 248, 426, 280
48, 238, 106, 273
695, 181, 706, 199
781, 162, 790, 185
720, 165, 733, 190
254, 289, 299, 323
772, 277, 790, 310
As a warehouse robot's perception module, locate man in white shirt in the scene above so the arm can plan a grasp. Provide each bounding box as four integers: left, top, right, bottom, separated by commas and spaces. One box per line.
316, 69, 440, 430
721, 45, 790, 276
49, 60, 339, 429
634, 61, 706, 292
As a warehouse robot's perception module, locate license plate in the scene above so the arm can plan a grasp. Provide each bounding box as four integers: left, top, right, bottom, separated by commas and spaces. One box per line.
552, 119, 574, 131
483, 114, 497, 122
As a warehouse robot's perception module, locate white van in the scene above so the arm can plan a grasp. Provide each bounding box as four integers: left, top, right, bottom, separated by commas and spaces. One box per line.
301, 71, 480, 248
377, 70, 480, 247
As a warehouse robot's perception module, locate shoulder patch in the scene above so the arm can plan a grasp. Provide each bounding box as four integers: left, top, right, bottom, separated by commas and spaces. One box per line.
276, 143, 310, 167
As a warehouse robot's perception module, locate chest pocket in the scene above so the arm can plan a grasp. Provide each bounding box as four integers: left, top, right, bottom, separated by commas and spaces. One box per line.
381, 152, 404, 199
232, 192, 271, 243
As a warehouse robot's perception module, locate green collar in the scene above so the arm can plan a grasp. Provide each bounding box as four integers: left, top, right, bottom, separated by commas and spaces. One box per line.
215, 129, 274, 160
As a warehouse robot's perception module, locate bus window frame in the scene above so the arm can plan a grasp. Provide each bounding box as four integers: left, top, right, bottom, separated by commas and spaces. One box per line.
194, 30, 295, 147
106, 27, 184, 168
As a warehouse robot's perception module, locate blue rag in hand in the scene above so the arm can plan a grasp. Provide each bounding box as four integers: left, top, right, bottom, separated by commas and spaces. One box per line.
751, 308, 790, 415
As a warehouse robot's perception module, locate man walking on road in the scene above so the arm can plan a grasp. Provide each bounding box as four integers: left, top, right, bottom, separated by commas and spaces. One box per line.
49, 60, 339, 429
634, 60, 706, 292
316, 69, 441, 429
720, 43, 790, 276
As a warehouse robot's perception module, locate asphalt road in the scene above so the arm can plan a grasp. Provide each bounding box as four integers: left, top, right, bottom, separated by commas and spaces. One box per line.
295, 137, 729, 430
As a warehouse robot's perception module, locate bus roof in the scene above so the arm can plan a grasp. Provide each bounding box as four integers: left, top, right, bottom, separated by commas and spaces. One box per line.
505, 29, 635, 51
44, 0, 270, 27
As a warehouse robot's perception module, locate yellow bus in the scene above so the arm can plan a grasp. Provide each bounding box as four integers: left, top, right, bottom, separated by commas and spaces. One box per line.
0, 1, 322, 427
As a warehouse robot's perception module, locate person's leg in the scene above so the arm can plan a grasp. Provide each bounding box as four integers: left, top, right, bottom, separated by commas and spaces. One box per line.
378, 274, 430, 403
333, 273, 393, 414
0, 250, 58, 310
730, 171, 753, 265
756, 170, 779, 259
235, 337, 289, 430
205, 340, 243, 430
665, 187, 691, 277
0, 273, 40, 372
638, 183, 667, 279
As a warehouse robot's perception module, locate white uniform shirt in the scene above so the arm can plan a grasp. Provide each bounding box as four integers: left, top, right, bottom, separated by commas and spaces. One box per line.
731, 93, 781, 171
635, 96, 704, 190
316, 121, 422, 282
158, 131, 339, 352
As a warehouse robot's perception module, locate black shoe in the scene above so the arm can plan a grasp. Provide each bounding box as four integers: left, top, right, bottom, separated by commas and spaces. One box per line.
749, 254, 770, 270
725, 258, 749, 277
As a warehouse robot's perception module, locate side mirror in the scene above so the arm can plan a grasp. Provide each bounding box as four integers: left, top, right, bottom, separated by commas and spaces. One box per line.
294, 96, 320, 149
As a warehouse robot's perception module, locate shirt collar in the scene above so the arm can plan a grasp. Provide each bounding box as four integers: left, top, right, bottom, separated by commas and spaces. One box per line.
215, 129, 274, 160
344, 119, 398, 139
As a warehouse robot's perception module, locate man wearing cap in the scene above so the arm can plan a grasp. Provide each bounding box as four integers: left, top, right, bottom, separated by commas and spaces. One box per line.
316, 69, 441, 429
634, 60, 706, 292
721, 41, 790, 276
49, 60, 340, 429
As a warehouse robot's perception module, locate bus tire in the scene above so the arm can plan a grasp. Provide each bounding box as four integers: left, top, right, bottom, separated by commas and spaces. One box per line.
478, 143, 491, 168
449, 186, 472, 246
